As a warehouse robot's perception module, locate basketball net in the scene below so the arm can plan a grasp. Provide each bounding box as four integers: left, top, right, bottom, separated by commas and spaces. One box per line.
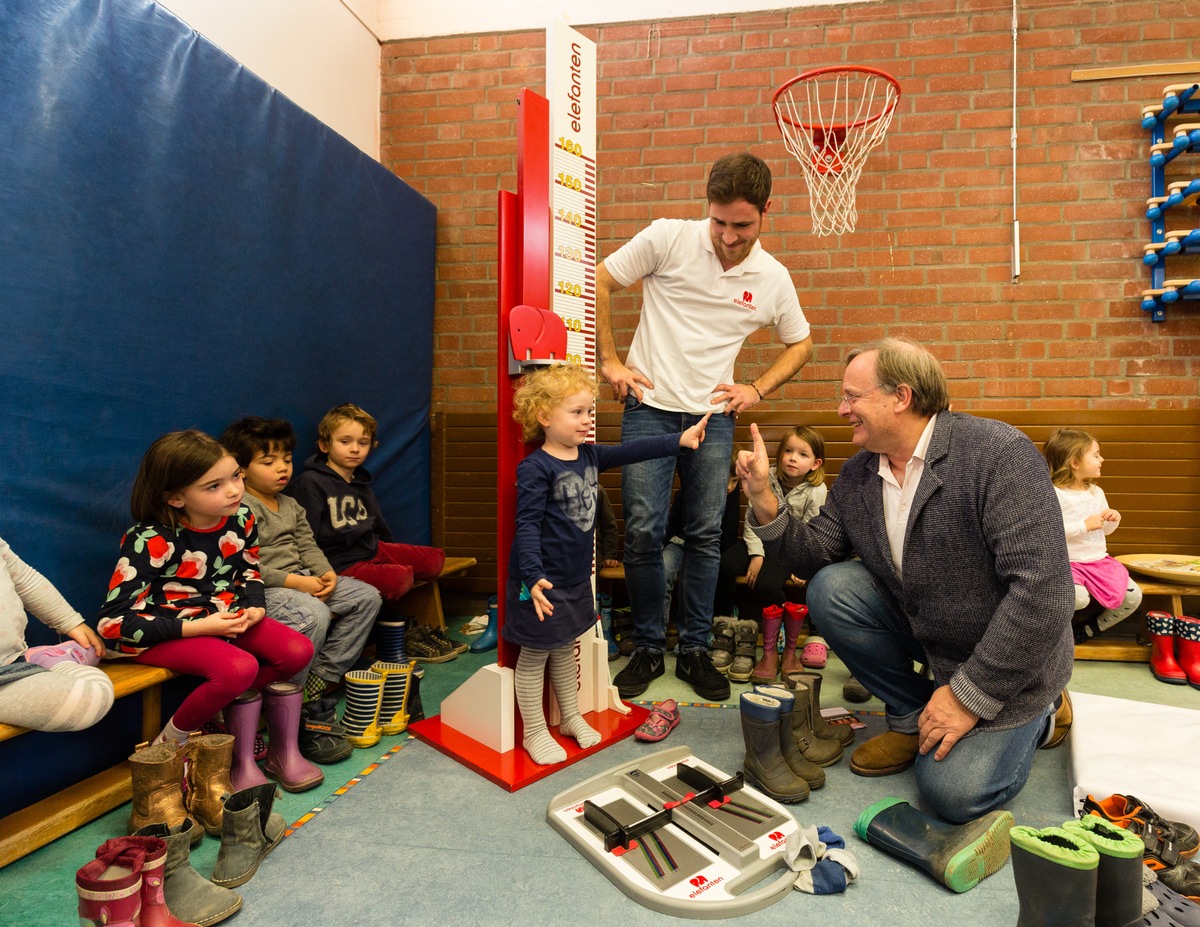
773, 68, 900, 236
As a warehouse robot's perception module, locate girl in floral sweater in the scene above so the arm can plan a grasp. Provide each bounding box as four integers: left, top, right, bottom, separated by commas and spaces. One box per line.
98, 430, 313, 747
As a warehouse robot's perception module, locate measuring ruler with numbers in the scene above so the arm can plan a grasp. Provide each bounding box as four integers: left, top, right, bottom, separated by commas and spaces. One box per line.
547, 21, 597, 373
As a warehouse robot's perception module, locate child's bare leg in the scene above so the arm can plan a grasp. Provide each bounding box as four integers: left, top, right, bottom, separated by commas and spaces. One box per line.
515, 647, 566, 765
549, 647, 599, 749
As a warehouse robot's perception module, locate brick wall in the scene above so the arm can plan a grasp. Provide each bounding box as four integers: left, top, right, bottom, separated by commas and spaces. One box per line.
381, 0, 1200, 412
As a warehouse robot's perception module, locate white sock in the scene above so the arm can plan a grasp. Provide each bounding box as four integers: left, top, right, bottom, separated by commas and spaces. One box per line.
515, 649, 566, 765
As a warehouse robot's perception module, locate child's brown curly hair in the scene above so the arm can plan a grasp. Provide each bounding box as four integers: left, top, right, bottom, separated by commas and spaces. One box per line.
512, 364, 599, 443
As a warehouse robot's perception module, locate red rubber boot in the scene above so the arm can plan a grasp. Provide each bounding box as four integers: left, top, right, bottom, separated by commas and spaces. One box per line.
1173, 615, 1200, 690
1148, 612, 1186, 685
77, 839, 146, 927
750, 605, 784, 684
781, 602, 808, 677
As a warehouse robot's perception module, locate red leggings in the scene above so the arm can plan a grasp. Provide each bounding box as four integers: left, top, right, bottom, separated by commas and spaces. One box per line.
133, 617, 313, 731
342, 541, 445, 601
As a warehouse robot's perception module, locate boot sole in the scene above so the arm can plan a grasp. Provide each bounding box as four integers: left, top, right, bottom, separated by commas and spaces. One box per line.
1152, 671, 1189, 685
742, 768, 810, 804
940, 810, 1015, 893
849, 757, 913, 777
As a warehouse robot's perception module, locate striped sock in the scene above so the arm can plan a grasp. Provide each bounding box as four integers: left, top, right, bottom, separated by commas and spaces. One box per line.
516, 648, 565, 765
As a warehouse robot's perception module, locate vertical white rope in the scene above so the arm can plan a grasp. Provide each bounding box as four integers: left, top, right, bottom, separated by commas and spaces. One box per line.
1011, 0, 1021, 280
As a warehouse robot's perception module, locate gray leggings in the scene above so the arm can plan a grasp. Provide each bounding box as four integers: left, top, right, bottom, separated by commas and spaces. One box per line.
0, 662, 114, 731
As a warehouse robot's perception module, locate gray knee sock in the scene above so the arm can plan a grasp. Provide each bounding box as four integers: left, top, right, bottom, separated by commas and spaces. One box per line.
515, 648, 565, 765
550, 647, 599, 749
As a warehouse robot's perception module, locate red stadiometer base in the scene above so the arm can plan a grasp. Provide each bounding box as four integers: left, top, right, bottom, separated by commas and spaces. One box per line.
408, 705, 650, 792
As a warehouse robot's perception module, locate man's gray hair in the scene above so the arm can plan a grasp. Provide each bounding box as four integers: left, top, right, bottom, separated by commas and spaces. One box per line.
848, 337, 950, 417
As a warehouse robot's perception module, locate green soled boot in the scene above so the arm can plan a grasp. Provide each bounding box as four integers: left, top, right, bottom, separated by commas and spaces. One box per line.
135, 820, 243, 926
1064, 816, 1146, 927
854, 797, 1014, 893
211, 783, 286, 889
1010, 825, 1099, 927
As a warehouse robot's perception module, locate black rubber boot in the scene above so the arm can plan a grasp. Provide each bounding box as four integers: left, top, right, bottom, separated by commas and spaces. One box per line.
1009, 825, 1099, 927
739, 692, 809, 803
853, 797, 1014, 893
1064, 816, 1149, 927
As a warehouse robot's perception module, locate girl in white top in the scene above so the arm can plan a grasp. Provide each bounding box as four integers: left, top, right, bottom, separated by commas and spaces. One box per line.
1043, 428, 1142, 643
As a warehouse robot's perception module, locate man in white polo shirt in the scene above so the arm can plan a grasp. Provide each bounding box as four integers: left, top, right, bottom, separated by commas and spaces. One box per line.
595, 152, 813, 702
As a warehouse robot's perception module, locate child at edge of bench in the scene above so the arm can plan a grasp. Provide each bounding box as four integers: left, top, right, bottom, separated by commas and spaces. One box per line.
283, 403, 452, 657
221, 416, 381, 703
0, 537, 113, 731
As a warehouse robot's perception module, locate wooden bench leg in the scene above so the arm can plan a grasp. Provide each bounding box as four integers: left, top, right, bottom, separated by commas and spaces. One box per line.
400, 581, 445, 630
141, 685, 162, 744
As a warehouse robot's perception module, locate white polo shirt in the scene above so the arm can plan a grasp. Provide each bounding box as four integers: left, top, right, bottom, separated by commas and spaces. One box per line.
878, 415, 937, 579
603, 218, 810, 414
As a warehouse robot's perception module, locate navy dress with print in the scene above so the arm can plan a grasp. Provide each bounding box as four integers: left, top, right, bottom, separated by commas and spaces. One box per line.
503, 434, 682, 650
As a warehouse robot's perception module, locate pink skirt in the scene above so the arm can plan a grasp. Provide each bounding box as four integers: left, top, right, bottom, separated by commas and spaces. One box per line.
1070, 556, 1131, 610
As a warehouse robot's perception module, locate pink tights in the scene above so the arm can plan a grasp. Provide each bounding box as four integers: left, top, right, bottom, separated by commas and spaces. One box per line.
133, 617, 313, 731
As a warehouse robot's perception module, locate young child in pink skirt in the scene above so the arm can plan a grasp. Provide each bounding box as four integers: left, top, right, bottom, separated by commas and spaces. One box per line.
1043, 428, 1142, 643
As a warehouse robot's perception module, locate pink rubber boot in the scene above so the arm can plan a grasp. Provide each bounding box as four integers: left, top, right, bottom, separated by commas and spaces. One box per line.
749, 605, 784, 684
263, 682, 324, 792
224, 690, 270, 792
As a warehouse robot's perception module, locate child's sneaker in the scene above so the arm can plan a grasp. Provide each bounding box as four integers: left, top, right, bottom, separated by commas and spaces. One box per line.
427, 626, 467, 656
634, 699, 680, 742
1082, 793, 1200, 858
406, 625, 457, 664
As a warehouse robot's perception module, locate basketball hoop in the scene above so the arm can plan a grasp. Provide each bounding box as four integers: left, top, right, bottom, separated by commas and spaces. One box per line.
773, 66, 901, 236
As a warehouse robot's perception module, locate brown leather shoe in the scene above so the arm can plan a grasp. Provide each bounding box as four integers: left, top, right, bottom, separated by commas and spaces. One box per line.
849, 731, 919, 777
1040, 690, 1072, 749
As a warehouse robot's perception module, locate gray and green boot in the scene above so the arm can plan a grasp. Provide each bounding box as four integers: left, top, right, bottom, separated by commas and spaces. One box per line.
1063, 815, 1147, 927
1009, 825, 1100, 927
854, 797, 1014, 893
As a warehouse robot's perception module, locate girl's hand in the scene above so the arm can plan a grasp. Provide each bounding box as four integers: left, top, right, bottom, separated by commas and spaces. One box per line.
530, 579, 554, 621
188, 611, 252, 638
1084, 514, 1104, 532
1101, 508, 1121, 523
680, 412, 713, 450
240, 607, 266, 627
745, 556, 763, 588
67, 622, 106, 659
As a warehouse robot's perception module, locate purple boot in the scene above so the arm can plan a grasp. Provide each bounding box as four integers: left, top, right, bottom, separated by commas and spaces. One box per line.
263, 682, 324, 792
224, 690, 270, 792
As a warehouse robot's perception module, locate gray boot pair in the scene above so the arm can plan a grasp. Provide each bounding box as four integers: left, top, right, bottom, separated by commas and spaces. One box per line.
133, 819, 242, 926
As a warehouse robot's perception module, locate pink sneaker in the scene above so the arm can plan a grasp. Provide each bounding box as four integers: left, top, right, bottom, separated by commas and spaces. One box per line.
634, 700, 680, 743
24, 642, 101, 669
800, 639, 828, 669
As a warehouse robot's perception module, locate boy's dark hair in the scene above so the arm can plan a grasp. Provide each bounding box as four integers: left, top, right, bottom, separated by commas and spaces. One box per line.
706, 153, 772, 212
220, 417, 297, 468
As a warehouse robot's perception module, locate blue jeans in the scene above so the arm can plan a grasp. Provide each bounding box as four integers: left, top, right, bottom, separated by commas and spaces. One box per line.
266, 576, 382, 683
621, 399, 734, 653
661, 538, 685, 631
808, 561, 1053, 823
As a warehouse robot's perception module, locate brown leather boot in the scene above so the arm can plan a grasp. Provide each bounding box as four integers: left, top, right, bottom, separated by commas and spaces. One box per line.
187, 733, 235, 836
128, 741, 200, 846
849, 731, 920, 777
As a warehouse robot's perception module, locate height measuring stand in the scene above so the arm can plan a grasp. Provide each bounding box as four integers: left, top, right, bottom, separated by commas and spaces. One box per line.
409, 21, 646, 790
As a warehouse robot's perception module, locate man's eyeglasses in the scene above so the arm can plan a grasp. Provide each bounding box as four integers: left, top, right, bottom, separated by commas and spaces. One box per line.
837, 384, 885, 406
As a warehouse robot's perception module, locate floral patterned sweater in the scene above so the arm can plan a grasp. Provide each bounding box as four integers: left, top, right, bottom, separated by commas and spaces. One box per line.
96, 505, 265, 655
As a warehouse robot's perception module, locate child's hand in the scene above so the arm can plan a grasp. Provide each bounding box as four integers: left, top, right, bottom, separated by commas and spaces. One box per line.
745, 556, 763, 588
530, 579, 554, 621
314, 571, 338, 601
66, 622, 106, 659
190, 611, 253, 638
290, 575, 327, 597
602, 558, 621, 569
1084, 514, 1104, 531
1101, 508, 1121, 523
240, 607, 266, 627
680, 412, 713, 450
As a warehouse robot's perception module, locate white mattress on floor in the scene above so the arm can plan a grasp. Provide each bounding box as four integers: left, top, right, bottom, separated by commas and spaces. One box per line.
1068, 690, 1200, 833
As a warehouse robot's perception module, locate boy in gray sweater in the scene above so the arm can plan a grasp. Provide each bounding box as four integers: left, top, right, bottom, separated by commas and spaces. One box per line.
222, 417, 381, 702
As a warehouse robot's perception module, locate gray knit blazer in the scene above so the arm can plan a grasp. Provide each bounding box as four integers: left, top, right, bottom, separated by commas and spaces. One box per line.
756, 412, 1074, 732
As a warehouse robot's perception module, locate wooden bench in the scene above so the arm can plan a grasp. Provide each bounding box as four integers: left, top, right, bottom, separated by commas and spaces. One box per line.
399, 556, 478, 629
432, 408, 1200, 663
1075, 578, 1200, 663
0, 662, 177, 869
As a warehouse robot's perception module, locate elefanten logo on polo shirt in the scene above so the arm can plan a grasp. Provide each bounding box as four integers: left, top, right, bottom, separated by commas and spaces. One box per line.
733, 290, 756, 311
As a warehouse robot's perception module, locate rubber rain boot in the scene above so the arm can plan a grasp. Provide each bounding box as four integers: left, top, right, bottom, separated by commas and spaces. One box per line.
374, 618, 408, 664
128, 741, 198, 843
854, 796, 1015, 893
371, 659, 415, 734
135, 821, 242, 927
185, 733, 234, 836
341, 669, 385, 747
224, 689, 270, 792
77, 838, 146, 926
598, 592, 618, 661
781, 602, 807, 677
788, 680, 843, 767
211, 783, 286, 889
750, 605, 784, 684
1148, 612, 1187, 684
1174, 616, 1200, 689
262, 682, 324, 792
470, 594, 499, 653
1063, 815, 1146, 927
786, 669, 856, 747
739, 692, 809, 803
1009, 824, 1099, 926
753, 685, 826, 789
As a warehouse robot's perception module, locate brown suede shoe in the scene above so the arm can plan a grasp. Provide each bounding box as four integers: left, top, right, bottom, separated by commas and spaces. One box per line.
849, 731, 920, 777
1039, 690, 1072, 749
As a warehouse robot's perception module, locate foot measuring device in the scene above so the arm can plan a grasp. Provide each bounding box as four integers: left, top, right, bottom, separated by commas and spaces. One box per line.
547, 746, 800, 918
